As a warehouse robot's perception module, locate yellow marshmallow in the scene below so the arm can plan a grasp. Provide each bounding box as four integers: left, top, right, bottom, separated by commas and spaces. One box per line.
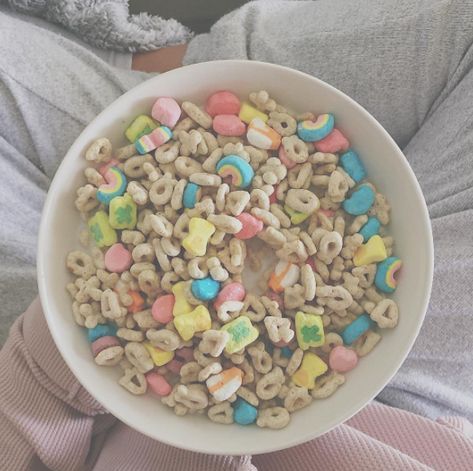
143, 342, 174, 366
239, 102, 269, 124
182, 217, 215, 257
174, 305, 211, 341
88, 210, 117, 248
353, 235, 387, 267
172, 281, 193, 317
295, 311, 325, 350
221, 316, 259, 353
292, 352, 328, 389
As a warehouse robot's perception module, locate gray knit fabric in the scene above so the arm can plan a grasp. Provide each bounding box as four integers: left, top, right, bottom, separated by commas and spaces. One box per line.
1, 0, 193, 51
0, 0, 472, 425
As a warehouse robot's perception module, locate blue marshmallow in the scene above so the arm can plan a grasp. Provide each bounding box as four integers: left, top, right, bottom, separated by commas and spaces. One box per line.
87, 324, 117, 343
342, 185, 375, 215
191, 276, 221, 301
183, 182, 201, 209
340, 149, 366, 183
341, 314, 373, 345
359, 216, 381, 241
233, 398, 258, 425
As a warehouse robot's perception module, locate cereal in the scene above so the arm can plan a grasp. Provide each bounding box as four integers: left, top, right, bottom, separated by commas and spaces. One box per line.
68, 89, 402, 429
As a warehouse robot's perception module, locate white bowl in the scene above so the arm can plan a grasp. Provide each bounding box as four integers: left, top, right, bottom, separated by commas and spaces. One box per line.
38, 60, 433, 455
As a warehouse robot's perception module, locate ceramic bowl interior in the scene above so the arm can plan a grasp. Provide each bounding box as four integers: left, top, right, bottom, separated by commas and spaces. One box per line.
38, 60, 433, 455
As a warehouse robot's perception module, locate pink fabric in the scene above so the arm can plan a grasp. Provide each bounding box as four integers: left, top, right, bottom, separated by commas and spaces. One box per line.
1, 299, 472, 471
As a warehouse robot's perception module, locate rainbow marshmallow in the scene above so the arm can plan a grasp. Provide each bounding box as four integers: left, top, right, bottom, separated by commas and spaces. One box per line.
216, 155, 254, 189
297, 113, 335, 142
375, 257, 402, 293
96, 167, 127, 205
135, 126, 172, 154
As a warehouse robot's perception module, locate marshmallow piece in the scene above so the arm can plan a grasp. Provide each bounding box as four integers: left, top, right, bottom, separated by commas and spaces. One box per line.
97, 167, 127, 205
216, 155, 254, 189
171, 281, 193, 317
233, 398, 258, 425
343, 185, 375, 216
143, 342, 175, 366
206, 367, 243, 402
329, 346, 358, 373
313, 128, 350, 153
88, 210, 117, 248
151, 97, 181, 129
221, 316, 259, 353
213, 282, 246, 310
284, 204, 309, 225
87, 324, 117, 343
152, 294, 175, 323
125, 114, 158, 143
295, 311, 325, 350
104, 243, 132, 273
341, 314, 373, 345
297, 113, 334, 142
135, 126, 172, 154
213, 115, 246, 137
109, 193, 137, 230
375, 257, 402, 293
146, 372, 172, 396
239, 102, 269, 124
353, 235, 387, 266
127, 291, 144, 313
206, 91, 241, 117
268, 260, 300, 293
292, 352, 328, 389
182, 217, 216, 256
182, 182, 201, 209
191, 276, 221, 301
235, 212, 264, 240
173, 305, 211, 341
359, 216, 381, 241
340, 149, 367, 183
247, 118, 281, 150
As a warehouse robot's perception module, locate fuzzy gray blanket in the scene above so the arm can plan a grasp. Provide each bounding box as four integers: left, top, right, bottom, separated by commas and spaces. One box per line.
1, 0, 193, 51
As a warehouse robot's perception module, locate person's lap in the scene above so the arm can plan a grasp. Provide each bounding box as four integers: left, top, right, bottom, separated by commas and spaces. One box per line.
0, 0, 472, 439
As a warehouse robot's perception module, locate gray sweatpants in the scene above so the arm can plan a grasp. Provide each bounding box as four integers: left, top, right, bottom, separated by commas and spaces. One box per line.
0, 0, 472, 423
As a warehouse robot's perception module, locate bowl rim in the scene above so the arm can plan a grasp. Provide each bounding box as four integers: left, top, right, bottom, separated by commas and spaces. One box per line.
37, 59, 434, 455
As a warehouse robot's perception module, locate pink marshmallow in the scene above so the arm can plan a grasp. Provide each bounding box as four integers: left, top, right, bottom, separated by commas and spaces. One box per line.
278, 146, 297, 169
146, 372, 172, 396
98, 159, 119, 176
151, 294, 175, 324
91, 336, 120, 357
151, 97, 181, 129
213, 114, 246, 136
235, 212, 264, 240
313, 128, 350, 153
214, 282, 246, 310
104, 243, 132, 273
205, 91, 241, 117
329, 345, 358, 373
